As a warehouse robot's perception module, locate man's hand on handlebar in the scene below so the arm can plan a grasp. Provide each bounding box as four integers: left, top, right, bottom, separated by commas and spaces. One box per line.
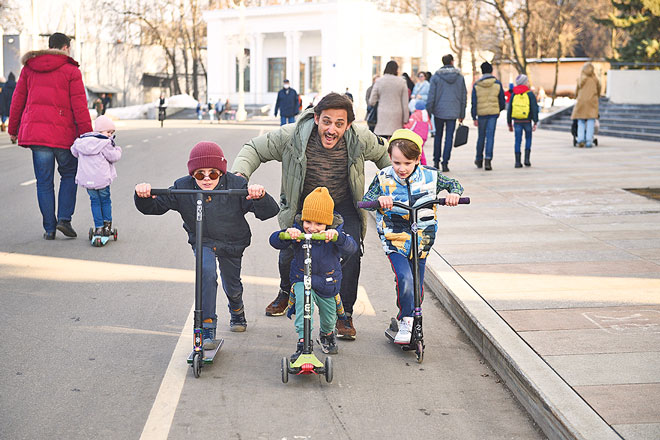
378, 195, 394, 210
286, 228, 302, 240
135, 183, 155, 198
246, 184, 266, 200
443, 193, 461, 206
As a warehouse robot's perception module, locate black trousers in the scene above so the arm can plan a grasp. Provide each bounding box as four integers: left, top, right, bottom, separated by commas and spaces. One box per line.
278, 198, 362, 314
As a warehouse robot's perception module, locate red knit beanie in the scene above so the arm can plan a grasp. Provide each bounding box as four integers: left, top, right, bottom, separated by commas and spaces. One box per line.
187, 141, 227, 175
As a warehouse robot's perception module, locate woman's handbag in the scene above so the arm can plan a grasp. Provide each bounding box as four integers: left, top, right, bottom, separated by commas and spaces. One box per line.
454, 123, 469, 147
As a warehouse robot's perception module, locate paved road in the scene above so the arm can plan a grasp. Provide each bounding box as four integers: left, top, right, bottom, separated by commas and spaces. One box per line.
0, 120, 544, 439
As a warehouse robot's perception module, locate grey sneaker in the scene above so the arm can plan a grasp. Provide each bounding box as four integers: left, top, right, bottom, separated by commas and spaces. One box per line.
202, 327, 217, 350
318, 331, 338, 354
230, 312, 247, 332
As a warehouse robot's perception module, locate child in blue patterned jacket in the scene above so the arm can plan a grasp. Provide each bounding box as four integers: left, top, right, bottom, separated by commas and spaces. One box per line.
361, 129, 464, 344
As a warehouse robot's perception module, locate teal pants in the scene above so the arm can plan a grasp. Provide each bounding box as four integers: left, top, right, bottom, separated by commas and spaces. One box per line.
293, 282, 337, 339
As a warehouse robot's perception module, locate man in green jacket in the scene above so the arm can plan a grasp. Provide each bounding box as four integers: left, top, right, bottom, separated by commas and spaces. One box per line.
232, 92, 390, 339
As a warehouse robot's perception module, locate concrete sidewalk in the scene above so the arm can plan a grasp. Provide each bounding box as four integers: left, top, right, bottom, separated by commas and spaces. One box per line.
421, 126, 660, 439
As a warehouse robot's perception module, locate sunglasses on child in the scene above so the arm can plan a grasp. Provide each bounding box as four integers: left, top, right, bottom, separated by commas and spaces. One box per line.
193, 170, 221, 180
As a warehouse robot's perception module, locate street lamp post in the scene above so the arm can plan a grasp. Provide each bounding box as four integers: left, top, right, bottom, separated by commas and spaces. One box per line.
236, 0, 247, 122
421, 0, 428, 71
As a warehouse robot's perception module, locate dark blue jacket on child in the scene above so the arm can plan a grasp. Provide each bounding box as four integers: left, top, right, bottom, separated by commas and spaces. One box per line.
269, 213, 358, 298
135, 172, 279, 257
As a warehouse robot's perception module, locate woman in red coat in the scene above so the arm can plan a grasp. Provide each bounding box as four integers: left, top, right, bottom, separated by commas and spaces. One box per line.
8, 33, 92, 240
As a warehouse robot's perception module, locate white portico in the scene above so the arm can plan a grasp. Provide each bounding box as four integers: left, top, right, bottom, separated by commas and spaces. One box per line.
204, 0, 454, 116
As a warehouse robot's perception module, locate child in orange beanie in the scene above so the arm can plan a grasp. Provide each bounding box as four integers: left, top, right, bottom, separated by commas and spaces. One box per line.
269, 187, 358, 359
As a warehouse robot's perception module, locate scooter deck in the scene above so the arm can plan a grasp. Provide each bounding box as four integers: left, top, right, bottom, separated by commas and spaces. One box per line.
91, 236, 111, 247
187, 338, 224, 364
385, 317, 417, 351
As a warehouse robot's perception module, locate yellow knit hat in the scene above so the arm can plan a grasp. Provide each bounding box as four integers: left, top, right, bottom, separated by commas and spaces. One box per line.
390, 128, 424, 152
301, 187, 334, 226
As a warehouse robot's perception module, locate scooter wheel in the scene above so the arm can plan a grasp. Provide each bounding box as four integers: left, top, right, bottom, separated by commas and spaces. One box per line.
88, 228, 94, 241
192, 352, 202, 378
113, 229, 118, 241
416, 341, 424, 364
281, 357, 289, 384
324, 356, 333, 383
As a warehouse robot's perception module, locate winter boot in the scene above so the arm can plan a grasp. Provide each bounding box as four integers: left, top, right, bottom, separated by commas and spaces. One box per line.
515, 152, 523, 168
524, 149, 531, 167
265, 289, 289, 316
484, 159, 492, 171
433, 160, 440, 169
102, 221, 113, 236
441, 162, 450, 172
474, 159, 483, 169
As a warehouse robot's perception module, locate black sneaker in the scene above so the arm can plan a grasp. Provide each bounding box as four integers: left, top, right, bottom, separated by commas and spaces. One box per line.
56, 220, 77, 238
43, 231, 55, 240
202, 327, 217, 350
102, 221, 113, 236
318, 331, 338, 354
230, 312, 247, 332
290, 340, 305, 362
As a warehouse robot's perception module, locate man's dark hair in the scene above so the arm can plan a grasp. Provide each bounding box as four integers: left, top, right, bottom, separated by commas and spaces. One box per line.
383, 60, 399, 75
314, 92, 355, 124
442, 54, 454, 66
480, 61, 493, 74
49, 33, 71, 50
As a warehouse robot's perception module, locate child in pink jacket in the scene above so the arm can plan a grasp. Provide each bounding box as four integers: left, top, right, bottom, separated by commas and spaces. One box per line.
404, 100, 430, 165
70, 115, 122, 241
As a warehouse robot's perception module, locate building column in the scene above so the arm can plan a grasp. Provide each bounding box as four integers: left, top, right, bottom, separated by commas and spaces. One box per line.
285, 31, 302, 93
253, 33, 265, 105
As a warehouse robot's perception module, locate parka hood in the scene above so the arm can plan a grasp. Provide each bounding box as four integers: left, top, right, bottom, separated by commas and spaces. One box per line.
512, 85, 530, 94
475, 76, 497, 88
73, 133, 113, 155
22, 49, 79, 72
435, 66, 462, 84
579, 63, 595, 86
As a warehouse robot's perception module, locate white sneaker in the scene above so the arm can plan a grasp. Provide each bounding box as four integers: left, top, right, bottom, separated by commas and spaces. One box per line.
394, 317, 413, 344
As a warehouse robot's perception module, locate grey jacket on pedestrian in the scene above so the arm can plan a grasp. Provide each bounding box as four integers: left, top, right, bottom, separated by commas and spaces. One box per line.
368, 74, 409, 136
427, 66, 467, 120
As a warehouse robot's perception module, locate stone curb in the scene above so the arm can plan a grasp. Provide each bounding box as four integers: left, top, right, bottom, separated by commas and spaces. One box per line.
423, 249, 621, 440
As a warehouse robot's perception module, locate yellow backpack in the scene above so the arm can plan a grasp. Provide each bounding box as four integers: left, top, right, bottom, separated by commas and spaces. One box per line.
511, 92, 530, 119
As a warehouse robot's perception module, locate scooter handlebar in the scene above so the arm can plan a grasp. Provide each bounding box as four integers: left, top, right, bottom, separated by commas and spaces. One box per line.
357, 197, 470, 209
150, 188, 249, 196
279, 232, 338, 242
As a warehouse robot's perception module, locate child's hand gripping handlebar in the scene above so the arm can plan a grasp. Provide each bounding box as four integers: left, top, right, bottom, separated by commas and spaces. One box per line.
357, 197, 470, 211
150, 188, 249, 196
278, 232, 338, 242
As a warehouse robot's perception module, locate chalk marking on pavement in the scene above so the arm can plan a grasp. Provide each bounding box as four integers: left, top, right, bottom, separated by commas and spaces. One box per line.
78, 325, 180, 337
142, 139, 149, 143
125, 144, 134, 149
139, 305, 194, 440
20, 179, 36, 186
156, 135, 162, 139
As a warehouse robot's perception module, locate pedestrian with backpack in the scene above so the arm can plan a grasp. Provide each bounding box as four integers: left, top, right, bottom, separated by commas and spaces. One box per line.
507, 74, 538, 168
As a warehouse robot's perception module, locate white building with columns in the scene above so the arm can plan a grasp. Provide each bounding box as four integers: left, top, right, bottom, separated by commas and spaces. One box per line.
204, 0, 461, 117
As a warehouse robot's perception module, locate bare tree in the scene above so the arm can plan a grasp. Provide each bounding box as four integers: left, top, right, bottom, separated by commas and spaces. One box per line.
479, 0, 532, 74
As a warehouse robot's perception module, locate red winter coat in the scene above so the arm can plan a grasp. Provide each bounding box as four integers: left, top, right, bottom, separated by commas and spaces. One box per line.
8, 49, 92, 149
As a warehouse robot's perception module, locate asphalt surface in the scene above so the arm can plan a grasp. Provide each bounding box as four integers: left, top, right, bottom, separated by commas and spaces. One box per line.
0, 120, 545, 439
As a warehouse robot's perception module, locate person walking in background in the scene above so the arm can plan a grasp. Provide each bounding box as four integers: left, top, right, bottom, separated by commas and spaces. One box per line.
402, 73, 414, 100
570, 62, 601, 148
8, 32, 92, 240
93, 95, 104, 117
404, 100, 430, 165
274, 79, 299, 125
196, 101, 204, 121
427, 54, 467, 172
507, 74, 539, 168
0, 72, 16, 132
365, 75, 379, 133
101, 93, 111, 115
409, 71, 430, 113
471, 61, 505, 171
369, 60, 409, 140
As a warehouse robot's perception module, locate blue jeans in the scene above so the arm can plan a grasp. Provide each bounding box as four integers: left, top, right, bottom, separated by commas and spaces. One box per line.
514, 122, 532, 153
196, 245, 244, 328
475, 115, 498, 161
388, 252, 427, 320
86, 186, 112, 228
280, 115, 295, 125
577, 119, 595, 147
433, 118, 456, 165
31, 146, 78, 233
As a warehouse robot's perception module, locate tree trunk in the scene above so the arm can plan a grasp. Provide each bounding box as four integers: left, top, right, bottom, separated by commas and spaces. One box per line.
551, 41, 562, 107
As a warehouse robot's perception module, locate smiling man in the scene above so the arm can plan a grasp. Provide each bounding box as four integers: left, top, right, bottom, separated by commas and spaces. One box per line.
232, 92, 390, 339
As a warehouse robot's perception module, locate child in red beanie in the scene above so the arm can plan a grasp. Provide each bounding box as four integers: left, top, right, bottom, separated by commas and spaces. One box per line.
134, 141, 279, 348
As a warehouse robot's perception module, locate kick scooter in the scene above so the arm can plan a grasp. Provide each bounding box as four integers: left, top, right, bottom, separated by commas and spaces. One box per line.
88, 225, 118, 247
278, 232, 335, 384
151, 187, 248, 378
358, 196, 470, 363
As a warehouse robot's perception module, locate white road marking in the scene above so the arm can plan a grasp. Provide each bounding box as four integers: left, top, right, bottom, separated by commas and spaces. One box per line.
139, 305, 193, 440
20, 179, 36, 186
0, 144, 16, 149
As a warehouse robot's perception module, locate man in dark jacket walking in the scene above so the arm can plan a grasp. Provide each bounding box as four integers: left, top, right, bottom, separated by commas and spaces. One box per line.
426, 54, 467, 172
8, 32, 93, 239
0, 72, 16, 132
471, 61, 505, 171
274, 79, 299, 125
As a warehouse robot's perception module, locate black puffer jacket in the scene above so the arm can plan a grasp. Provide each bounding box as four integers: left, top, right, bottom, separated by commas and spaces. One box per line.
135, 172, 279, 257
